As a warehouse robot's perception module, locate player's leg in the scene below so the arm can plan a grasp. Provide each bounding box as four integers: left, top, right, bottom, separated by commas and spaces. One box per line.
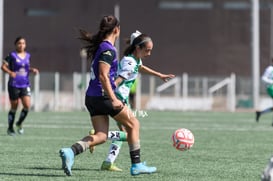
101, 127, 127, 171
7, 100, 18, 136
256, 108, 273, 122
60, 115, 109, 176
256, 86, 273, 122
16, 92, 31, 134
101, 140, 123, 171
113, 105, 156, 175
89, 126, 126, 152
261, 155, 273, 181
90, 123, 127, 171
87, 96, 127, 171
7, 86, 19, 136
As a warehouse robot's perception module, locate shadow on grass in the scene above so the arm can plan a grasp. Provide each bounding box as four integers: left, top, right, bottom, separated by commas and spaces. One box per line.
0, 172, 64, 177
0, 166, 159, 179
28, 166, 98, 171
0, 166, 98, 178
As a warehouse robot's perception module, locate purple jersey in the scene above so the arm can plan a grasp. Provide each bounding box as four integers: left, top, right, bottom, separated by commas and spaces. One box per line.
86, 41, 118, 96
4, 51, 31, 88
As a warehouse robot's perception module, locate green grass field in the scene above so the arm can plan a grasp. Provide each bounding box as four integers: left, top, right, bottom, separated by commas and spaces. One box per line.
0, 110, 273, 181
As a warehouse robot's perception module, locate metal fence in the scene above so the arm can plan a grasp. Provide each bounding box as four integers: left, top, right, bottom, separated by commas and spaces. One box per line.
0, 72, 267, 112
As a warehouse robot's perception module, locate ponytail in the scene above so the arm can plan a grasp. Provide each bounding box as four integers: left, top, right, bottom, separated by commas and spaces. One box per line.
78, 15, 119, 60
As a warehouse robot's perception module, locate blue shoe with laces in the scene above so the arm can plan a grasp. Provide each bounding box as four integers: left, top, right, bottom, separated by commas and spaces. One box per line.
130, 162, 157, 176
59, 148, 74, 176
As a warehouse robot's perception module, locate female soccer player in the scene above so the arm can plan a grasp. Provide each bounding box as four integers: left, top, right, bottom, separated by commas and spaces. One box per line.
1, 36, 39, 135
59, 15, 156, 176
116, 30, 175, 105
98, 30, 175, 171
256, 59, 273, 125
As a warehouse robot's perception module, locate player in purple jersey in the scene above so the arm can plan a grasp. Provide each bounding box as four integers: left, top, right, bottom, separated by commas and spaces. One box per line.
59, 15, 156, 176
1, 36, 39, 136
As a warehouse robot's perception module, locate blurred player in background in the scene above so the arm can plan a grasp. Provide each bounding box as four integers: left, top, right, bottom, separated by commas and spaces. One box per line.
94, 30, 175, 171
1, 36, 39, 136
256, 59, 273, 125
261, 155, 273, 181
59, 15, 157, 176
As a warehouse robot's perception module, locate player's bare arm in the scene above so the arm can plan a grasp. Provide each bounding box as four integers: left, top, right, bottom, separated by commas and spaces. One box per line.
114, 76, 125, 87
1, 62, 16, 78
139, 65, 175, 82
30, 67, 39, 74
99, 62, 123, 109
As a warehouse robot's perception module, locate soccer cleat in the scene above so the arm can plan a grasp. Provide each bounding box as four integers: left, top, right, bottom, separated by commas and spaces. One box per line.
130, 162, 157, 176
101, 161, 122, 171
256, 111, 261, 122
59, 148, 74, 176
89, 129, 95, 153
261, 156, 273, 181
7, 128, 16, 136
16, 124, 24, 134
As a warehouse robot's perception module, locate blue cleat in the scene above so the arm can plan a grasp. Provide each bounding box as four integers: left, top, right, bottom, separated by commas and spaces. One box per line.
130, 162, 157, 176
59, 148, 74, 176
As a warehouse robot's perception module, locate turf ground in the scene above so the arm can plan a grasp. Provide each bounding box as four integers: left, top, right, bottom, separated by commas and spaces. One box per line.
0, 110, 273, 181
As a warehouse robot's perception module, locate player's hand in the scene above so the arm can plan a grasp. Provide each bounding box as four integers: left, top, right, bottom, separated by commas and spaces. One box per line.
112, 99, 124, 110
31, 68, 39, 74
9, 72, 16, 78
160, 74, 175, 82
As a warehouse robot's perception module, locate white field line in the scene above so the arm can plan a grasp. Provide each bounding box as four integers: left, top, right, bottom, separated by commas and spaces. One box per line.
0, 123, 272, 132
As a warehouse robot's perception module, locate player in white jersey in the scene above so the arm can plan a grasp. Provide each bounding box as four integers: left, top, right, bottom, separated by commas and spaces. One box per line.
95, 30, 175, 171
256, 60, 273, 125
115, 55, 142, 105
115, 30, 175, 104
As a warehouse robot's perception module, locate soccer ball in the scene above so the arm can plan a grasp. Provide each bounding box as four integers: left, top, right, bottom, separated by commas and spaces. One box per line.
172, 128, 194, 151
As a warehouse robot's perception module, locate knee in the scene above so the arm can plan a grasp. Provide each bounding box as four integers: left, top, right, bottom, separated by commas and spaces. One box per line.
11, 103, 18, 110
23, 103, 31, 110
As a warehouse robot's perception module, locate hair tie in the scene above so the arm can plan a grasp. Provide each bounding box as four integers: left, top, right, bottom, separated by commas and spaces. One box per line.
130, 30, 142, 45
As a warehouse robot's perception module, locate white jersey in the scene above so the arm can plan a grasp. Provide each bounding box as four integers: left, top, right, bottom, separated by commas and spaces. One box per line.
115, 55, 142, 104
262, 65, 273, 86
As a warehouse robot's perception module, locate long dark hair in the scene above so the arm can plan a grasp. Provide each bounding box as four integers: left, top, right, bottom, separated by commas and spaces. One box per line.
124, 34, 152, 56
79, 15, 120, 60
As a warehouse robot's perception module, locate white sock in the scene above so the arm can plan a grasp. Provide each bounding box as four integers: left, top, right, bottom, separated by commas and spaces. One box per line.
105, 141, 122, 163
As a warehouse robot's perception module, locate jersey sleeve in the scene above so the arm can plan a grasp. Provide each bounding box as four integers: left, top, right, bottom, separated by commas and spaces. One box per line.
3, 54, 11, 65
262, 66, 273, 84
118, 57, 136, 80
98, 50, 116, 65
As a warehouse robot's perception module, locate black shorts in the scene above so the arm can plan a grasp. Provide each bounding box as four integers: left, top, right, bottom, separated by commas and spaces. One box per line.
85, 96, 123, 117
8, 85, 31, 100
